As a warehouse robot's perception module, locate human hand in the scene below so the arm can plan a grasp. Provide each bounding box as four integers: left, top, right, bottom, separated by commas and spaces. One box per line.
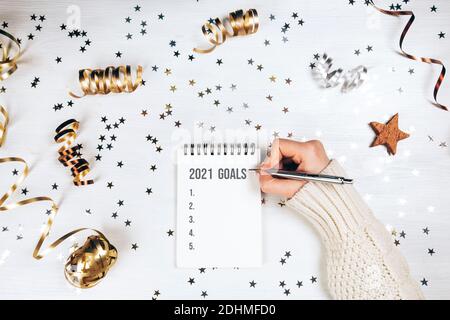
259, 138, 330, 198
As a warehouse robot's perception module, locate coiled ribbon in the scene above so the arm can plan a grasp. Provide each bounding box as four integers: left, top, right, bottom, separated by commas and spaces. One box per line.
193, 9, 259, 54
370, 0, 447, 111
54, 119, 94, 186
0, 105, 8, 147
69, 65, 143, 98
0, 29, 21, 81
0, 118, 116, 288
312, 53, 367, 93
0, 159, 117, 288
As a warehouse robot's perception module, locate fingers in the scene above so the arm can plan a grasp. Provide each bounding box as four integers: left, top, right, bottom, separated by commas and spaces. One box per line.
262, 138, 315, 170
258, 138, 330, 198
259, 173, 306, 198
260, 138, 286, 169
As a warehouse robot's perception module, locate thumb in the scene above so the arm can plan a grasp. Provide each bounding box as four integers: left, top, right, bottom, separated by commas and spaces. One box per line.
259, 174, 305, 198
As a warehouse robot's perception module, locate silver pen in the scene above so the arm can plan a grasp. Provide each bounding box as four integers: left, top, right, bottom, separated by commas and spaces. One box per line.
250, 168, 353, 185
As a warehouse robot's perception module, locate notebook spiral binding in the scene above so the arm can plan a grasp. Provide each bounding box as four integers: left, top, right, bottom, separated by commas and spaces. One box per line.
183, 143, 256, 156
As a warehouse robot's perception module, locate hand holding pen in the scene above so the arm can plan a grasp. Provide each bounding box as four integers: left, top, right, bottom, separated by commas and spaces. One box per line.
256, 139, 352, 198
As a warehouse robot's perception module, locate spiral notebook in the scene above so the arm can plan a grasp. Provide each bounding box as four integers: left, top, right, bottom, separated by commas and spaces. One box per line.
176, 142, 262, 268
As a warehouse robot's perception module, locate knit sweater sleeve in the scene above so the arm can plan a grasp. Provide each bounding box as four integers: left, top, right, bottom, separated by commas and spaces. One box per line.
286, 160, 424, 300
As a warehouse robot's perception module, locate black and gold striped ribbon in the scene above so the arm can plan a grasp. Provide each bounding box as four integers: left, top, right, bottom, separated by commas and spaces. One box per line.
0, 117, 116, 288
54, 119, 94, 186
370, 0, 447, 111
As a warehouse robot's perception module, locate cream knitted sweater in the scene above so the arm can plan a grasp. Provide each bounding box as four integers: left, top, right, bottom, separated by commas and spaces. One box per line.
287, 160, 424, 300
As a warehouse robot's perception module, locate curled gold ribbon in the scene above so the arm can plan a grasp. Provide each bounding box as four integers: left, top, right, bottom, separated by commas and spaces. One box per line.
193, 9, 259, 54
64, 234, 117, 289
54, 119, 94, 186
0, 105, 8, 147
0, 29, 21, 81
370, 0, 447, 111
0, 157, 117, 288
69, 65, 143, 98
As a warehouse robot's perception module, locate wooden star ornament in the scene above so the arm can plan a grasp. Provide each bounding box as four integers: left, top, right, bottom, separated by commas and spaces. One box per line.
369, 113, 409, 155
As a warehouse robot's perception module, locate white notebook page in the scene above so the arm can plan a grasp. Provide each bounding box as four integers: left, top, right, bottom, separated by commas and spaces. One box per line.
176, 144, 262, 268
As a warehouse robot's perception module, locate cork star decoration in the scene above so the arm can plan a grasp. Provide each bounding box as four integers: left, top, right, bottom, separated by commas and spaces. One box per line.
369, 113, 410, 155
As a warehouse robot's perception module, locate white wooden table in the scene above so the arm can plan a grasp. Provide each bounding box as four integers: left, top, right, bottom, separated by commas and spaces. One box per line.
0, 0, 449, 299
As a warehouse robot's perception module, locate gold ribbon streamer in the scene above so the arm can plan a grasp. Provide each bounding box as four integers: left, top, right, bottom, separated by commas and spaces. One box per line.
0, 29, 21, 81
370, 0, 447, 111
0, 157, 117, 288
0, 105, 8, 147
193, 9, 259, 54
54, 119, 94, 186
69, 65, 143, 98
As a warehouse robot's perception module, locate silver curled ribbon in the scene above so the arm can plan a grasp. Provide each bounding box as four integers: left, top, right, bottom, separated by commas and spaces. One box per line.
312, 53, 367, 93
